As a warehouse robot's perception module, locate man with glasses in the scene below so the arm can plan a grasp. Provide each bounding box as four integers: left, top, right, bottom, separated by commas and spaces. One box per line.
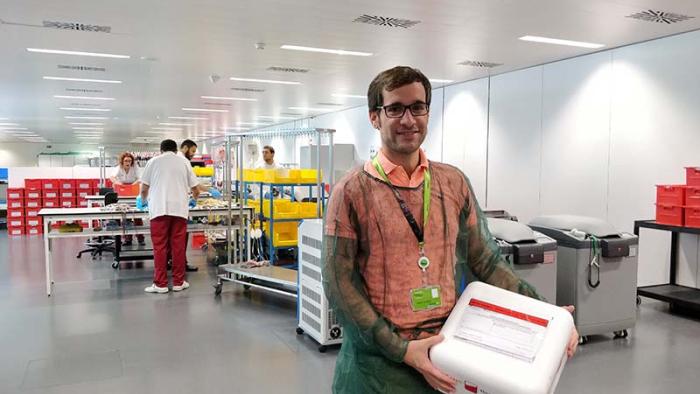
322, 66, 578, 393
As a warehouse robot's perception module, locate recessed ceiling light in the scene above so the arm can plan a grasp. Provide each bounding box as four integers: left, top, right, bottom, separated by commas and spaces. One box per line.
44, 76, 123, 84
158, 123, 192, 126
0, 118, 8, 120
64, 116, 109, 120
144, 131, 171, 134
27, 48, 130, 59
257, 115, 298, 120
0, 128, 29, 131
281, 44, 373, 57
151, 127, 181, 131
518, 35, 605, 49
72, 127, 104, 130
182, 108, 229, 113
288, 106, 332, 112
429, 79, 454, 84
229, 77, 301, 85
69, 122, 104, 125
0, 123, 20, 126
332, 93, 366, 99
168, 116, 207, 120
200, 96, 258, 101
237, 122, 272, 126
8, 131, 34, 134
54, 95, 115, 100
60, 107, 111, 112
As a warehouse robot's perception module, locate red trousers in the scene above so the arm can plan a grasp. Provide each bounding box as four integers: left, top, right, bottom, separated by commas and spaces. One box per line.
150, 215, 187, 287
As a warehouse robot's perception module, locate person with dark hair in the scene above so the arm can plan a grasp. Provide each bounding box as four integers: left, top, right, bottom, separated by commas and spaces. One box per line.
322, 66, 579, 393
180, 139, 198, 160
257, 145, 279, 169
110, 151, 145, 246
139, 139, 201, 293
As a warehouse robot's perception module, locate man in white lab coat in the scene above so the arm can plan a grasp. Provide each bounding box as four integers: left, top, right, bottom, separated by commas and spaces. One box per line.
140, 139, 201, 293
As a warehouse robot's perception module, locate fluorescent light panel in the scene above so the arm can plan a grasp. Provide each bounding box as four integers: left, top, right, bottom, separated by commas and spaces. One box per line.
168, 116, 207, 120
200, 96, 257, 101
151, 127, 181, 131
182, 108, 229, 113
429, 79, 454, 84
257, 115, 298, 120
54, 95, 115, 100
288, 106, 332, 112
237, 122, 271, 126
27, 48, 130, 58
0, 127, 28, 131
69, 122, 104, 125
332, 93, 366, 99
60, 107, 111, 112
44, 76, 123, 84
64, 116, 109, 120
519, 35, 605, 49
72, 127, 103, 130
229, 77, 301, 85
0, 123, 20, 126
158, 123, 191, 126
281, 44, 372, 57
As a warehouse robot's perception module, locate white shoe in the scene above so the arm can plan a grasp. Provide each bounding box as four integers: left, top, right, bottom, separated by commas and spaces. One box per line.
172, 281, 190, 292
144, 284, 169, 293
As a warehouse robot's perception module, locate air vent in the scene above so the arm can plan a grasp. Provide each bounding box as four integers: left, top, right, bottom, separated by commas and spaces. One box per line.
353, 14, 421, 29
202, 102, 231, 107
66, 88, 103, 93
626, 10, 694, 24
317, 102, 343, 107
231, 87, 265, 93
58, 65, 106, 72
267, 66, 310, 73
458, 60, 503, 69
43, 20, 111, 33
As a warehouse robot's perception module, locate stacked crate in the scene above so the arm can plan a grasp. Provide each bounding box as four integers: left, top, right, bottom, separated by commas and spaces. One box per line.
656, 167, 700, 228
5, 178, 100, 235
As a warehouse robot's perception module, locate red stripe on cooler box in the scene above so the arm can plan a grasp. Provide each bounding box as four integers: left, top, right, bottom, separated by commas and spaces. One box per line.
469, 298, 549, 327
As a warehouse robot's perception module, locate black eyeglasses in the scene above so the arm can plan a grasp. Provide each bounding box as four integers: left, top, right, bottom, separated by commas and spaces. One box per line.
376, 102, 429, 118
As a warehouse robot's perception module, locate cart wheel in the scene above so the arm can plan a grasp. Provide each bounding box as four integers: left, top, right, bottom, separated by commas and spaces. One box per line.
613, 330, 629, 339
111, 261, 119, 269
636, 296, 642, 306
213, 282, 223, 296
578, 336, 589, 345
243, 284, 251, 292
296, 327, 304, 335
318, 345, 328, 353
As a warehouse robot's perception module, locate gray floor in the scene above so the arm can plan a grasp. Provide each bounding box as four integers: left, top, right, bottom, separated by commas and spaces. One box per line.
0, 233, 699, 394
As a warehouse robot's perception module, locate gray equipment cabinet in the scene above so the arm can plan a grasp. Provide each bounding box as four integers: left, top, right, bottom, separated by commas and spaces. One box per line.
487, 218, 558, 303
529, 215, 639, 344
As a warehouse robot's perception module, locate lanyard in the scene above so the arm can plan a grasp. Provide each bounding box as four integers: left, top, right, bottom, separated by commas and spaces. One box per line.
372, 155, 431, 251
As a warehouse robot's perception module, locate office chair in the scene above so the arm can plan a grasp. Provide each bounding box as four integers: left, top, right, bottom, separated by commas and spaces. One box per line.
76, 191, 118, 259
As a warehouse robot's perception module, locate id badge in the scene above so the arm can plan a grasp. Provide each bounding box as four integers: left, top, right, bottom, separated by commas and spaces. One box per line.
410, 286, 442, 311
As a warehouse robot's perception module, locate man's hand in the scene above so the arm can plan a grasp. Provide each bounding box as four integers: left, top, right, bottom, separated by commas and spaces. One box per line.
562, 305, 579, 357
404, 335, 456, 393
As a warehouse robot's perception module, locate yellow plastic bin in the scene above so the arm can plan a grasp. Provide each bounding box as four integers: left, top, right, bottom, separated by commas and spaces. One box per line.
193, 166, 214, 177
243, 169, 264, 182
299, 202, 323, 218
264, 221, 298, 247
299, 169, 322, 184
262, 199, 300, 219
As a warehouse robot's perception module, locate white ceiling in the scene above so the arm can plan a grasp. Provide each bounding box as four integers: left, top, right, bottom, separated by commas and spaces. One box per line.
1, 0, 699, 144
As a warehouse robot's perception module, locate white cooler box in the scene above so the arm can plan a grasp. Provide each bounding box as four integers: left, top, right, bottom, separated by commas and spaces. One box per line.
430, 282, 574, 394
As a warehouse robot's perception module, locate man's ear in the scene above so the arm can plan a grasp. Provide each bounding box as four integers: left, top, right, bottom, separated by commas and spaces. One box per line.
369, 111, 380, 129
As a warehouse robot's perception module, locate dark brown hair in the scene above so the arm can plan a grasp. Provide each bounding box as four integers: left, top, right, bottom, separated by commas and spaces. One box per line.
262, 145, 275, 154
367, 66, 432, 111
119, 151, 135, 167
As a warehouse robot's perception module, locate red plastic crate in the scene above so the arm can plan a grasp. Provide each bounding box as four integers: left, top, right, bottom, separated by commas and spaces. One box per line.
26, 217, 43, 227
191, 232, 206, 249
687, 167, 700, 187
7, 208, 25, 218
25, 208, 40, 218
25, 189, 41, 199
77, 188, 92, 199
60, 199, 77, 208
685, 186, 700, 207
90, 179, 100, 189
7, 199, 24, 209
25, 199, 43, 209
25, 179, 42, 190
76, 179, 92, 189
105, 179, 113, 188
6, 188, 24, 199
26, 226, 43, 236
42, 189, 59, 199
115, 183, 139, 196
656, 185, 685, 206
43, 198, 60, 208
42, 179, 59, 190
78, 221, 91, 228
656, 204, 684, 226
7, 226, 25, 236
685, 206, 700, 228
59, 179, 76, 190
77, 199, 89, 208
7, 218, 25, 228
60, 190, 75, 199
